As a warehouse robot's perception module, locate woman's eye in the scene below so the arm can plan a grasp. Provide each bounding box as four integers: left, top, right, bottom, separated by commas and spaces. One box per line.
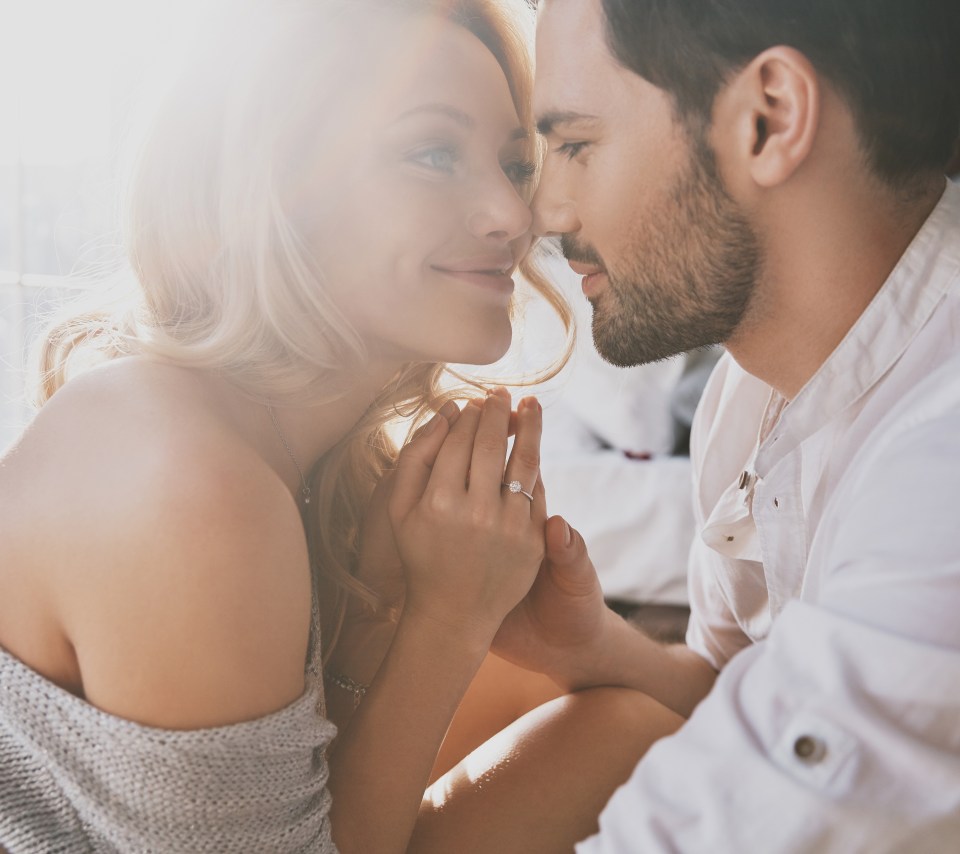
555, 141, 590, 160
408, 144, 460, 174
503, 159, 537, 187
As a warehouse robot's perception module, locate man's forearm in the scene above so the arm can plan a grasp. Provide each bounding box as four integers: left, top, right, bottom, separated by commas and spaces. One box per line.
561, 608, 717, 718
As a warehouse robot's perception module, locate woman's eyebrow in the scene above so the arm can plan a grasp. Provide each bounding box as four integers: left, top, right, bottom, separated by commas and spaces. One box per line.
391, 103, 528, 142
392, 103, 475, 128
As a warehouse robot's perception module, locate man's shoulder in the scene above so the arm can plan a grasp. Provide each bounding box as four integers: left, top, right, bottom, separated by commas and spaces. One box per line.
851, 347, 960, 475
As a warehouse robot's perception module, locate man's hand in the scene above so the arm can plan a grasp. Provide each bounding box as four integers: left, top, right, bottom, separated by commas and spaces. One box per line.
494, 515, 718, 715
492, 515, 612, 690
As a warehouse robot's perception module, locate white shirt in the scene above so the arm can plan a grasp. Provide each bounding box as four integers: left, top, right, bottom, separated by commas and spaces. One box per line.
579, 179, 960, 852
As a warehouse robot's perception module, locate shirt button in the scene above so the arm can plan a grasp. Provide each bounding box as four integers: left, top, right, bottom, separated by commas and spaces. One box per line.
793, 735, 826, 764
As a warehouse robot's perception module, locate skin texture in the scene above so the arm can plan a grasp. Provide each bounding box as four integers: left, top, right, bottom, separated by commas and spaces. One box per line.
428, 652, 563, 782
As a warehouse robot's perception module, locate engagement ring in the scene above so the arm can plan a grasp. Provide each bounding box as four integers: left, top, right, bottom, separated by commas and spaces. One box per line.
502, 479, 534, 501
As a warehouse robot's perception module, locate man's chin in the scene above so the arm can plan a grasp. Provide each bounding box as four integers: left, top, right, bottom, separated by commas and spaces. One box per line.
591, 316, 692, 368
592, 324, 650, 367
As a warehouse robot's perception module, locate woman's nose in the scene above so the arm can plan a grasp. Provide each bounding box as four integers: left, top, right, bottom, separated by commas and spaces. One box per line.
466, 176, 534, 243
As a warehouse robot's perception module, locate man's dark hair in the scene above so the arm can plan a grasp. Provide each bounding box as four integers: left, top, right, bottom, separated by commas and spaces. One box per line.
600, 0, 960, 187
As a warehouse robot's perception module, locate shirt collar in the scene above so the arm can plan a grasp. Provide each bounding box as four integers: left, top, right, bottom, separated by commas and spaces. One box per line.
755, 179, 960, 476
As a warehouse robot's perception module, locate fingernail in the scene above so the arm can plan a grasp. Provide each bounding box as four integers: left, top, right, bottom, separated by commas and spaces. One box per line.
562, 520, 572, 547
466, 397, 484, 409
419, 413, 442, 436
439, 400, 459, 422
520, 396, 541, 413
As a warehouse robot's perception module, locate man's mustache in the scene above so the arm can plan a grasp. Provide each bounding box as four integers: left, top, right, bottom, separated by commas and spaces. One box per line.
560, 235, 605, 269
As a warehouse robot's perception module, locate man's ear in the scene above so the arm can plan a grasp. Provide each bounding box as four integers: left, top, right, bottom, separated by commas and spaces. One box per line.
719, 46, 820, 188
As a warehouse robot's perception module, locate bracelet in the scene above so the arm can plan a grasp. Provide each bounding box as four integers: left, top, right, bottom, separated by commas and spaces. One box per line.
324, 669, 369, 710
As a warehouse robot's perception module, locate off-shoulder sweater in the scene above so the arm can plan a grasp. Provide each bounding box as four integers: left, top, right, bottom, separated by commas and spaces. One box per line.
0, 643, 338, 853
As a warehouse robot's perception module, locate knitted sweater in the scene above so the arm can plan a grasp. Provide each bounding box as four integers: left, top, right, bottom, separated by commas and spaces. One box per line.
0, 644, 338, 853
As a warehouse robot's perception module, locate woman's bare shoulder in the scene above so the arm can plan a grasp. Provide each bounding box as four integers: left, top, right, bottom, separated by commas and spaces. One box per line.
0, 358, 315, 729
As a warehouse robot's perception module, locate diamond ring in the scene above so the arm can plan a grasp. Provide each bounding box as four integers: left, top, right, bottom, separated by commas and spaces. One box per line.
502, 479, 534, 501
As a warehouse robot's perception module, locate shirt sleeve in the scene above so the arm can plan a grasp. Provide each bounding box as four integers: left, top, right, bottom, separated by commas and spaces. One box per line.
578, 387, 960, 852
683, 534, 754, 670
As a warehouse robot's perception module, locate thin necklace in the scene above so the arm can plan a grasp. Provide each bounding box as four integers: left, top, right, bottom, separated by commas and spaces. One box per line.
266, 405, 312, 506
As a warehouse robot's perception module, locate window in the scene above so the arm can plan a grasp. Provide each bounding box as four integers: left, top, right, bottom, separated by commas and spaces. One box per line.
0, 0, 193, 449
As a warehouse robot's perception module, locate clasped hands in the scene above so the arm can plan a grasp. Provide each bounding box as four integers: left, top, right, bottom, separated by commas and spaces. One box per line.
353, 389, 610, 683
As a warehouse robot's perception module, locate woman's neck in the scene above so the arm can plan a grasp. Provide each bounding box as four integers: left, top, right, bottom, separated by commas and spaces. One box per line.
209, 362, 400, 504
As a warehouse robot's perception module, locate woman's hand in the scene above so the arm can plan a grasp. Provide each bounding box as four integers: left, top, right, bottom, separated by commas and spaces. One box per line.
352, 468, 407, 621
324, 404, 464, 725
348, 400, 464, 621
388, 389, 546, 642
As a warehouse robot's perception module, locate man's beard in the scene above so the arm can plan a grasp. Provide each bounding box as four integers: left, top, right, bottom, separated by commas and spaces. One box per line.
563, 132, 761, 368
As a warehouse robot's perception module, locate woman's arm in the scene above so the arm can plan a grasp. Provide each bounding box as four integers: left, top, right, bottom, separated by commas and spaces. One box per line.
320, 468, 406, 730
49, 413, 315, 731
326, 391, 549, 853
321, 403, 463, 731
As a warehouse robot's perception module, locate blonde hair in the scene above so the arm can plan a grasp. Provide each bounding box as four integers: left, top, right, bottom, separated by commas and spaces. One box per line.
35, 0, 572, 658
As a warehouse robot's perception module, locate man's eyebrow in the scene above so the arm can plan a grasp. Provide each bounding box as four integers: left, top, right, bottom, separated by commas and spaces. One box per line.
536, 111, 600, 136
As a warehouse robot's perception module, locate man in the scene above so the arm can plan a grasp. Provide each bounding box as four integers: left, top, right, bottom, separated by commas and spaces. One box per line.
495, 0, 960, 849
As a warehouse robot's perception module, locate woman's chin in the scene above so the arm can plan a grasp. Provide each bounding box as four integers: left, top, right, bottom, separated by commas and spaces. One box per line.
453, 328, 513, 368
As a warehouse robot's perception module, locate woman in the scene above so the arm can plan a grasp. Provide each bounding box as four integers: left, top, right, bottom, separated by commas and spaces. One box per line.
0, 1, 682, 851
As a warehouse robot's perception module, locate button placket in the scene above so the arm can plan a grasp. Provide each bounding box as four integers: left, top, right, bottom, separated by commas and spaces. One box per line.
754, 458, 806, 617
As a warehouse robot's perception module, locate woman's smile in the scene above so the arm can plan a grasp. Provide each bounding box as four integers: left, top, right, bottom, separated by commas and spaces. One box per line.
431, 254, 517, 300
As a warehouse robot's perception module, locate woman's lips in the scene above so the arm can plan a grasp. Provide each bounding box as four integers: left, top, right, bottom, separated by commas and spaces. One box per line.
432, 267, 516, 297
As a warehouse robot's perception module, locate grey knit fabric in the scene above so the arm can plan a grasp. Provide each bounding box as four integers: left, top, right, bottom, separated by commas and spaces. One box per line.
0, 645, 339, 853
